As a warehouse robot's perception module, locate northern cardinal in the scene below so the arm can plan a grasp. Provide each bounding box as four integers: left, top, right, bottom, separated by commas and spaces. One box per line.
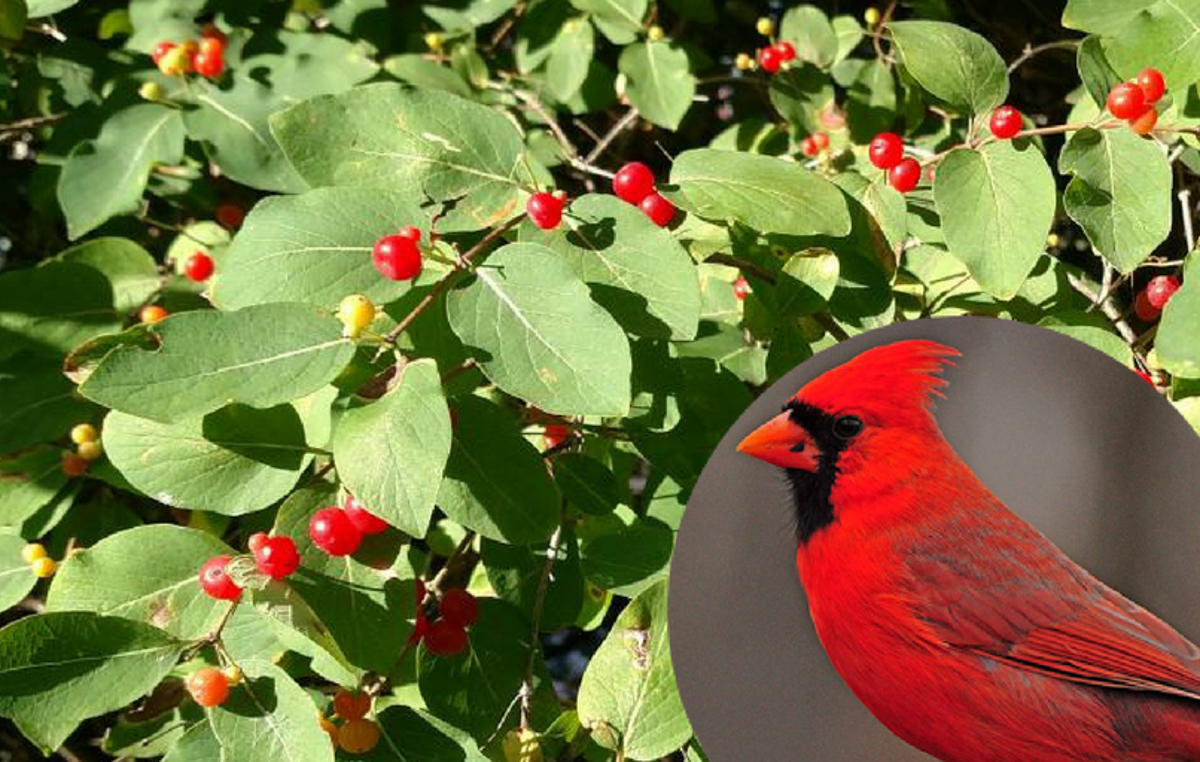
737, 340, 1200, 761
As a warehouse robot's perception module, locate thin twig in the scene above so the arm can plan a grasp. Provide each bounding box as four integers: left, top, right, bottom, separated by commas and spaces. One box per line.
506, 85, 616, 179
1006, 40, 1080, 74
520, 525, 563, 730
0, 112, 66, 134
429, 531, 476, 595
1066, 272, 1139, 347
1179, 187, 1196, 252
705, 253, 777, 283
440, 357, 478, 384
584, 108, 640, 165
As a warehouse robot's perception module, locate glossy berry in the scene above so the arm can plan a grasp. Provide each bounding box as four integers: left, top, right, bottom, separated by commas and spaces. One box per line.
337, 294, 376, 337
198, 36, 225, 59
640, 192, 676, 227
756, 17, 775, 36
888, 158, 921, 193
1134, 290, 1161, 322
399, 225, 422, 241
198, 555, 243, 600
812, 132, 830, 151
193, 51, 224, 78
733, 276, 751, 301
333, 689, 371, 721
613, 162, 656, 204
21, 543, 46, 564
215, 203, 244, 230
543, 423, 571, 450
647, 25, 665, 42
1129, 107, 1158, 136
1135, 67, 1166, 103
77, 440, 104, 461
61, 452, 89, 477
309, 507, 362, 556
31, 557, 57, 578
775, 41, 796, 62
440, 588, 479, 627
425, 619, 469, 656
1146, 275, 1182, 310
527, 192, 565, 230
868, 132, 904, 170
864, 7, 881, 26
372, 234, 422, 281
222, 665, 243, 685
70, 423, 97, 445
187, 667, 230, 708
139, 81, 164, 102
247, 531, 269, 554
801, 136, 820, 157
157, 46, 191, 76
343, 495, 388, 535
338, 719, 381, 754
989, 105, 1023, 139
735, 52, 754, 71
140, 304, 168, 324
151, 41, 176, 64
1107, 82, 1146, 120
758, 46, 783, 74
184, 252, 214, 282
255, 535, 300, 579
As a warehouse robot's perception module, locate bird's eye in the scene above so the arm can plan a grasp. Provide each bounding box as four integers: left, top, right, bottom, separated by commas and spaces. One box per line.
832, 415, 863, 439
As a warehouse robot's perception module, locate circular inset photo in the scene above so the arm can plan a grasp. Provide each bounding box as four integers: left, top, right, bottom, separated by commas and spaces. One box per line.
670, 317, 1200, 761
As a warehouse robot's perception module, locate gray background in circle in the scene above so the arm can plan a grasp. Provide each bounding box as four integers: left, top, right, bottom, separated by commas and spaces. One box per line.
668, 317, 1200, 762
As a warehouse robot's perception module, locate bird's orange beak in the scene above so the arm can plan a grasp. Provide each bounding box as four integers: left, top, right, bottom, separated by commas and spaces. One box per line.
737, 411, 820, 471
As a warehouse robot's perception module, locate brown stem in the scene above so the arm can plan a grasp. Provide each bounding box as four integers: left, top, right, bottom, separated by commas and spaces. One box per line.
584, 108, 640, 165
520, 524, 563, 729
1006, 40, 1080, 74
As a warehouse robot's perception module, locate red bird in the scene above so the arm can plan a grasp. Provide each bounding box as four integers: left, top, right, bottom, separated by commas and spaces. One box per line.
737, 340, 1200, 761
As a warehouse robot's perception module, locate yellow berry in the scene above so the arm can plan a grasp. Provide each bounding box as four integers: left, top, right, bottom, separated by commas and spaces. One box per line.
647, 25, 664, 42
424, 31, 444, 51
77, 440, 104, 461
735, 52, 755, 71
503, 728, 543, 762
222, 665, 243, 685
157, 45, 192, 76
21, 543, 46, 564
139, 81, 164, 101
756, 17, 775, 36
864, 7, 881, 26
70, 423, 98, 445
337, 294, 376, 338
1046, 232, 1060, 248
31, 557, 57, 578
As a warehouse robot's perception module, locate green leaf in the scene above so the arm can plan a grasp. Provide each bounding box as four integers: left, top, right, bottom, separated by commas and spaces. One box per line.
571, 0, 647, 42
554, 453, 619, 515
768, 63, 835, 135
545, 17, 595, 102
57, 104, 185, 239
0, 353, 95, 456
1063, 0, 1156, 34
425, 0, 519, 30
831, 15, 865, 63
1059, 127, 1172, 272
1156, 254, 1200, 377
845, 58, 896, 143
383, 55, 472, 96
617, 41, 695, 130
57, 237, 160, 315
0, 612, 186, 753
1038, 310, 1133, 365
779, 5, 837, 68
0, 262, 122, 358
368, 705, 490, 762
446, 242, 632, 416
0, 0, 27, 40
581, 517, 673, 597
1077, 36, 1123, 110
777, 248, 840, 315
577, 579, 691, 760
332, 359, 451, 536
0, 533, 36, 611
213, 188, 434, 310
183, 79, 308, 194
438, 395, 559, 544
25, 0, 75, 18
482, 528, 585, 629
161, 721, 220, 762
271, 83, 534, 233
46, 525, 231, 638
1101, 2, 1200, 88
80, 303, 355, 423
238, 31, 378, 100
103, 405, 312, 514
519, 193, 700, 340
669, 149, 851, 237
933, 141, 1056, 299
126, 0, 203, 52
889, 20, 1008, 115
208, 662, 334, 762
0, 448, 68, 531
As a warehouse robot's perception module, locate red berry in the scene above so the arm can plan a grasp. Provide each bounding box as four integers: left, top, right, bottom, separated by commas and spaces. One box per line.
1134, 290, 1161, 321
812, 132, 830, 150
247, 532, 268, 554
61, 452, 89, 477
733, 276, 751, 300
1129, 107, 1158, 135
151, 42, 176, 64
200, 24, 227, 44
215, 203, 244, 230
309, 507, 362, 556
640, 192, 676, 227
343, 495, 388, 535
758, 46, 783, 73
333, 689, 371, 721
399, 225, 422, 241
612, 162, 656, 205
440, 588, 478, 627
193, 51, 224, 78
543, 423, 571, 450
989, 105, 1023, 139
255, 536, 300, 580
1107, 82, 1146, 120
425, 619, 469, 656
774, 41, 796, 62
187, 667, 230, 708
198, 36, 225, 59
1135, 369, 1156, 386
888, 158, 921, 193
184, 252, 214, 282
198, 555, 242, 601
801, 136, 819, 157
1145, 275, 1182, 309
409, 606, 428, 645
527, 192, 565, 230
1135, 67, 1166, 103
372, 234, 422, 281
868, 132, 904, 170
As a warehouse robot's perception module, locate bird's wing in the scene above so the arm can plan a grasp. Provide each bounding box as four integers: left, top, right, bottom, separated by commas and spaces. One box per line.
906, 523, 1200, 701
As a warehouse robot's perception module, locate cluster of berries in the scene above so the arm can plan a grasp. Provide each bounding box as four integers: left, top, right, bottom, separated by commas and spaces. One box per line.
20, 543, 57, 579
730, 17, 795, 75
801, 132, 831, 158
186, 665, 242, 708
320, 689, 381, 754
1134, 274, 1181, 322
310, 494, 389, 556
612, 162, 676, 227
867, 132, 920, 193
412, 581, 478, 656
151, 26, 226, 79
197, 532, 301, 602
62, 422, 103, 477
1106, 68, 1166, 135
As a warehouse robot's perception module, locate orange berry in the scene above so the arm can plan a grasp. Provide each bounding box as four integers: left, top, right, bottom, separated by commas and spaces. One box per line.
140, 304, 168, 324
187, 667, 230, 707
337, 719, 381, 754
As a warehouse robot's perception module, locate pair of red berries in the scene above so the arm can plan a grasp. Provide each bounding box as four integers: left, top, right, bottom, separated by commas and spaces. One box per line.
184, 251, 214, 282
198, 533, 302, 600
1134, 274, 1181, 322
151, 28, 226, 79
867, 132, 920, 193
309, 494, 389, 557
527, 190, 569, 230
1107, 68, 1166, 135
412, 580, 478, 656
758, 40, 796, 74
612, 162, 676, 227
372, 226, 423, 281
801, 132, 830, 157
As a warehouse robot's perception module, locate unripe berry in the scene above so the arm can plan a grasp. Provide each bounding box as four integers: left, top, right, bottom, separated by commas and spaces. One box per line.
868, 132, 904, 170
440, 588, 479, 627
157, 45, 192, 76
333, 689, 371, 721
1107, 82, 1146, 120
756, 17, 775, 36
21, 543, 46, 564
372, 234, 422, 281
425, 619, 469, 656
647, 25, 664, 42
1135, 67, 1166, 103
222, 665, 243, 685
140, 304, 168, 324
864, 7, 881, 26
1146, 275, 1181, 310
139, 81, 164, 102
198, 555, 243, 601
337, 719, 381, 754
254, 536, 300, 579
184, 252, 214, 282
309, 507, 362, 556
187, 667, 230, 708
70, 423, 98, 445
735, 52, 754, 71
337, 294, 376, 338
989, 105, 1023, 139
640, 192, 676, 227
888, 158, 921, 193
150, 41, 176, 64
343, 495, 388, 535
424, 32, 444, 51
31, 557, 57, 578
503, 728, 544, 762
612, 162, 656, 205
527, 192, 566, 230
247, 531, 269, 554
77, 440, 104, 461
